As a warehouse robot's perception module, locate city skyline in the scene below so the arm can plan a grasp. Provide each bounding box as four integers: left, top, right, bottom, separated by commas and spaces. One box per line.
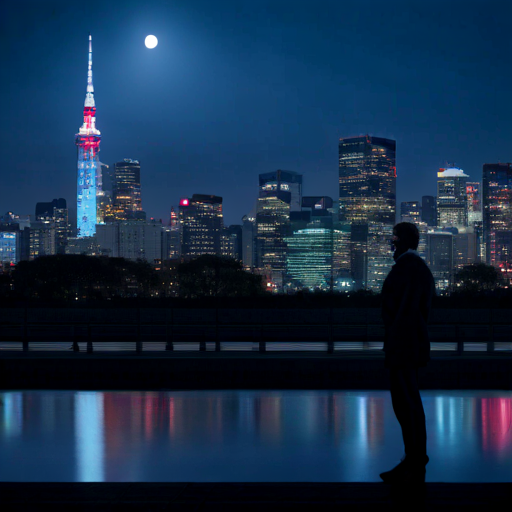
2, 1, 512, 225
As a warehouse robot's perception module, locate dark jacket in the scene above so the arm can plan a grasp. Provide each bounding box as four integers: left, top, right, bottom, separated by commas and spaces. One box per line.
381, 251, 435, 368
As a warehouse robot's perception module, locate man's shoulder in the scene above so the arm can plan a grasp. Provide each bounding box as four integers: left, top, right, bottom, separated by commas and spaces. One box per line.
394, 251, 432, 277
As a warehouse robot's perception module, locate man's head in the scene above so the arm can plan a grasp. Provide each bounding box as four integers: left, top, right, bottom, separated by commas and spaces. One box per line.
392, 222, 420, 260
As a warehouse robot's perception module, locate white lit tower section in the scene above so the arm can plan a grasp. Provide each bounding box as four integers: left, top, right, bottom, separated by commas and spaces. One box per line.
76, 34, 101, 237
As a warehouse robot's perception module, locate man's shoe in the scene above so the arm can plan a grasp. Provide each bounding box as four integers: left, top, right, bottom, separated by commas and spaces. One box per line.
380, 456, 427, 483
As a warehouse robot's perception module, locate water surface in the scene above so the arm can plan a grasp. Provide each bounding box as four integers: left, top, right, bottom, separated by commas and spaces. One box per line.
1, 390, 511, 482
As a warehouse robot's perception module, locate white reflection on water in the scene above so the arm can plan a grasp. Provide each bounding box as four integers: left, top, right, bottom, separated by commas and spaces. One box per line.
74, 392, 104, 482
1, 390, 511, 482
0, 392, 22, 438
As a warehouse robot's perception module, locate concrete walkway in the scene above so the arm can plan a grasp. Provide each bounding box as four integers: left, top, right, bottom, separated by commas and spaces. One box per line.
1, 351, 511, 390
1, 482, 510, 511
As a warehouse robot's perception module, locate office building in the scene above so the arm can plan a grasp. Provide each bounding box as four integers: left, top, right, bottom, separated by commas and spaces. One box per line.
29, 221, 56, 259
285, 228, 335, 290
339, 135, 396, 290
221, 225, 243, 261
421, 196, 437, 226
35, 198, 69, 254
179, 194, 223, 257
0, 231, 19, 264
453, 227, 477, 270
426, 231, 454, 292
76, 35, 102, 238
242, 215, 256, 270
161, 208, 180, 260
338, 135, 396, 224
96, 220, 162, 261
259, 170, 302, 212
367, 223, 394, 292
482, 163, 512, 282
467, 182, 482, 225
106, 159, 146, 221
437, 167, 469, 228
255, 189, 291, 290
401, 201, 421, 223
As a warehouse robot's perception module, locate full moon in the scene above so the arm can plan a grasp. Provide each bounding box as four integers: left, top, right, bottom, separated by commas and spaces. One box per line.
145, 35, 158, 49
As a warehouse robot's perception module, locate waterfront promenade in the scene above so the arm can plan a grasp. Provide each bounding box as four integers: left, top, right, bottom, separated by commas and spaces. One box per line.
1, 351, 511, 390
1, 482, 510, 510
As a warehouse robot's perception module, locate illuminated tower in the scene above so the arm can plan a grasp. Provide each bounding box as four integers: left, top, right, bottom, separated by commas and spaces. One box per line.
76, 34, 101, 238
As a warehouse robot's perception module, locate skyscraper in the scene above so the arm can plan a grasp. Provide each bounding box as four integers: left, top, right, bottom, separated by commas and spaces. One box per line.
466, 182, 482, 225
426, 231, 454, 293
338, 135, 396, 224
338, 135, 396, 290
179, 194, 223, 257
35, 198, 69, 254
255, 190, 291, 290
482, 163, 512, 281
76, 35, 101, 238
437, 167, 469, 228
259, 170, 302, 212
421, 196, 437, 227
107, 159, 146, 221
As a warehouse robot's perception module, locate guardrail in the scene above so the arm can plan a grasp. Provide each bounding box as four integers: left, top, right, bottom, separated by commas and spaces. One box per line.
1, 318, 511, 355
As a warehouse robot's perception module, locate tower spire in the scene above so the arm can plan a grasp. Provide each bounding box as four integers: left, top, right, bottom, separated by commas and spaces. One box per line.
85, 33, 95, 107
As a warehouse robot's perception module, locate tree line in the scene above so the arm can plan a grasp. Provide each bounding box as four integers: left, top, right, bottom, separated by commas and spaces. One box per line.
0, 254, 507, 303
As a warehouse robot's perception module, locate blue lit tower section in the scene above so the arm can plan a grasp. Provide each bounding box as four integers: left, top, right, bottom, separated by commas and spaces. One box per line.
76, 34, 101, 237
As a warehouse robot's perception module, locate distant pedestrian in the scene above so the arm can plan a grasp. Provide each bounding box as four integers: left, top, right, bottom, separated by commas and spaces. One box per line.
380, 222, 435, 483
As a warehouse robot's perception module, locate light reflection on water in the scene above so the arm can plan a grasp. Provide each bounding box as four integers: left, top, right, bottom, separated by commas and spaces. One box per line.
0, 390, 511, 482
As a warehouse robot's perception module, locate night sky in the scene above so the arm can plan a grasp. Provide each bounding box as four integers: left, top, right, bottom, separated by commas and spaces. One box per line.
2, 0, 512, 226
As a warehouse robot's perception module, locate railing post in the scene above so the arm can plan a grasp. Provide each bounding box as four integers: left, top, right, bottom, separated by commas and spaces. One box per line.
488, 309, 494, 353
328, 307, 334, 354
22, 307, 28, 352
71, 325, 79, 352
259, 324, 266, 353
136, 308, 142, 353
456, 324, 463, 355
215, 308, 221, 352
165, 312, 173, 351
87, 322, 93, 353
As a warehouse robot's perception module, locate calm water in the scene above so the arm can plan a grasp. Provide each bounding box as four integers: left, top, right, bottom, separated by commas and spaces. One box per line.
1, 390, 511, 482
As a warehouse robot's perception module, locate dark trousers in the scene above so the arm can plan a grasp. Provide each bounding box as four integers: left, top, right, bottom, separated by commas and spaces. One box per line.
389, 367, 427, 463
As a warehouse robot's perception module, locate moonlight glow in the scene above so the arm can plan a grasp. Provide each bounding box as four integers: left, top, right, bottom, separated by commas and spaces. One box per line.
145, 35, 158, 49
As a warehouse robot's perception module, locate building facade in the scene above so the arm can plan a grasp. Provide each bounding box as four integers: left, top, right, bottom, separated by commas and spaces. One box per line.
426, 231, 454, 292
179, 194, 223, 257
259, 170, 302, 212
482, 163, 512, 282
338, 135, 396, 290
96, 220, 162, 262
338, 135, 396, 224
255, 190, 291, 290
421, 195, 437, 227
35, 198, 69, 254
76, 35, 101, 238
106, 159, 145, 221
437, 167, 469, 229
400, 201, 421, 223
466, 182, 482, 225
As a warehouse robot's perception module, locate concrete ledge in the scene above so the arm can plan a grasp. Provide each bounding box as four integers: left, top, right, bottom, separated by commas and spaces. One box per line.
1, 352, 511, 390
1, 482, 510, 511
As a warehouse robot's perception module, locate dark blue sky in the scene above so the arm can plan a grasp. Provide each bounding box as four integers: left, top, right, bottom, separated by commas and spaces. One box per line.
2, 0, 512, 225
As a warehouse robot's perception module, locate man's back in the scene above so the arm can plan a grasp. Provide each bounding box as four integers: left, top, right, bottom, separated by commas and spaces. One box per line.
381, 251, 435, 367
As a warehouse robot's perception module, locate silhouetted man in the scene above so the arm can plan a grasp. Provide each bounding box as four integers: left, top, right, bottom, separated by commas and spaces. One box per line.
380, 222, 435, 483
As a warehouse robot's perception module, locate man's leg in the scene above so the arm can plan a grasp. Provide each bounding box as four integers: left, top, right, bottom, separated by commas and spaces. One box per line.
381, 367, 428, 482
389, 367, 427, 463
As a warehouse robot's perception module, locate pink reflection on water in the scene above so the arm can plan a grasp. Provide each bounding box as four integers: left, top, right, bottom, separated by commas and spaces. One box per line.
481, 398, 512, 454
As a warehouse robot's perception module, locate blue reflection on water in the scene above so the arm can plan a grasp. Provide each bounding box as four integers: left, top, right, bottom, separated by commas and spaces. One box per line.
0, 390, 511, 482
